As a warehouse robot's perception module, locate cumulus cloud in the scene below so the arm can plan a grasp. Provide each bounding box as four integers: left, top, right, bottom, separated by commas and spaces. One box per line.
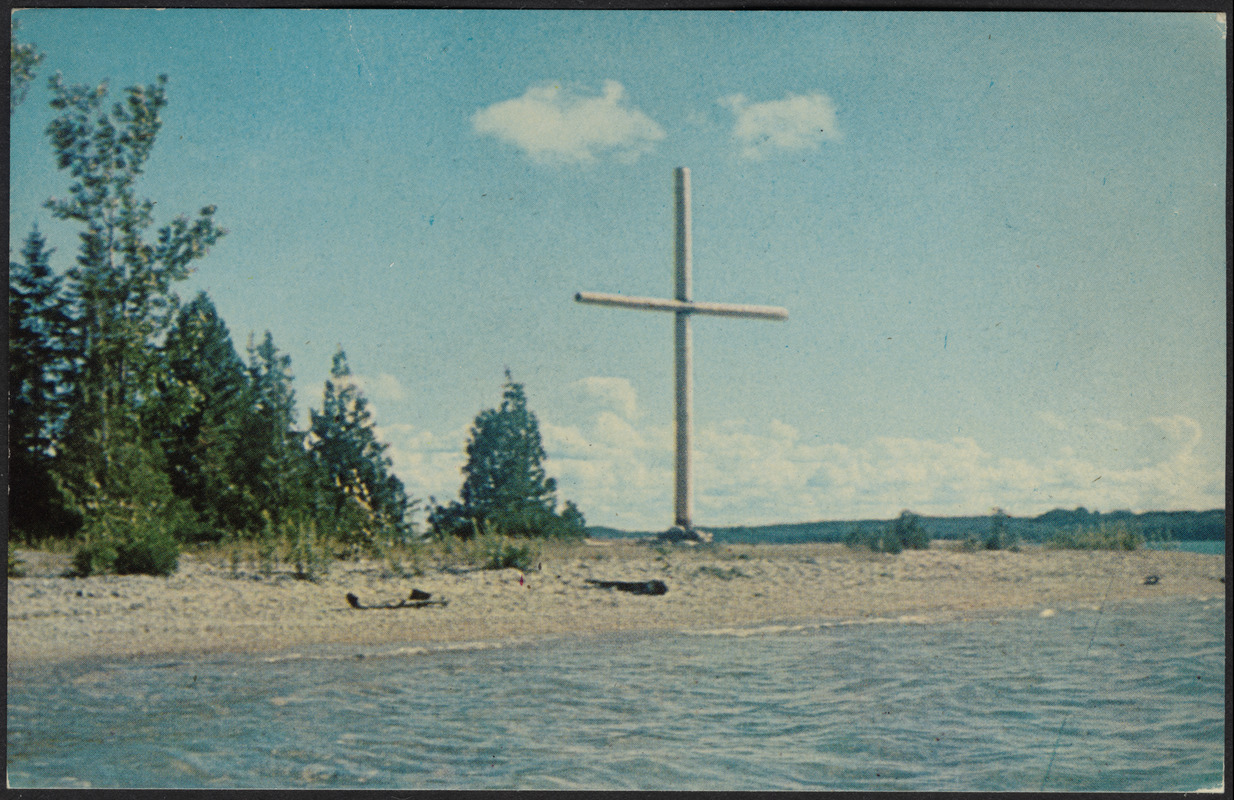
374, 391, 1222, 532
720, 91, 841, 160
571, 376, 640, 421
472, 80, 665, 164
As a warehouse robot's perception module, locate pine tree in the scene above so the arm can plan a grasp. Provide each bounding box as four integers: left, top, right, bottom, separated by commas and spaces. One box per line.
309, 348, 413, 550
237, 331, 314, 529
431, 371, 585, 540
461, 371, 557, 518
8, 228, 78, 541
43, 73, 225, 496
150, 292, 254, 539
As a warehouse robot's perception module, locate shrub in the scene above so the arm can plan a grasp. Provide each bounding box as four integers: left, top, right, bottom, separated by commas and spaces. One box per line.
480, 534, 538, 571
847, 513, 927, 554
984, 509, 1018, 551
287, 518, 330, 581
1046, 522, 1142, 551
9, 550, 28, 578
894, 511, 930, 550
114, 529, 180, 576
697, 565, 747, 580
72, 541, 118, 577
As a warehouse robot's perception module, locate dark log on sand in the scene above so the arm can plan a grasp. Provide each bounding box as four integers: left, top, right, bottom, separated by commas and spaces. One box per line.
346, 591, 448, 610
584, 579, 668, 596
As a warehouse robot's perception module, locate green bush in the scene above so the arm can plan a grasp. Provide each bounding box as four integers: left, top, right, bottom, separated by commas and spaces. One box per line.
287, 518, 330, 581
1046, 522, 1142, 551
478, 530, 539, 571
696, 565, 747, 580
114, 529, 180, 576
9, 550, 28, 578
847, 512, 928, 554
894, 511, 930, 550
72, 541, 118, 577
984, 509, 1019, 551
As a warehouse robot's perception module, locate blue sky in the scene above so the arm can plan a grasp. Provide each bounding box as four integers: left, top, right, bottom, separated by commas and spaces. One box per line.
9, 10, 1227, 530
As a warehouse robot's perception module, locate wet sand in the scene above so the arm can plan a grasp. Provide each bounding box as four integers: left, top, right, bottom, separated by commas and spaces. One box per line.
7, 541, 1225, 665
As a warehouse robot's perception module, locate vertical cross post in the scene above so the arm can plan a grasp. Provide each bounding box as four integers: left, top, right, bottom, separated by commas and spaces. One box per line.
576, 167, 788, 534
673, 167, 693, 528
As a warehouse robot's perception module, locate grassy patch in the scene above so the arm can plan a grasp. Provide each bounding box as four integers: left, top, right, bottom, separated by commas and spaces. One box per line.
696, 564, 748, 580
1045, 522, 1143, 551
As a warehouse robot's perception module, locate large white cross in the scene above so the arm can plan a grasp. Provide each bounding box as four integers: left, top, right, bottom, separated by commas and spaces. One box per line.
575, 167, 788, 533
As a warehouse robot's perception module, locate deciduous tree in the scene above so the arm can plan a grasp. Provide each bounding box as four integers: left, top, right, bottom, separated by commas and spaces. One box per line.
42, 72, 225, 497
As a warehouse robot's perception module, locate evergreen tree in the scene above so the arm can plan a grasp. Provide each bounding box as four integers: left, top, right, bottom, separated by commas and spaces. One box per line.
8, 228, 78, 541
42, 73, 225, 498
150, 292, 254, 539
236, 331, 315, 529
430, 371, 585, 540
309, 348, 412, 550
462, 371, 557, 517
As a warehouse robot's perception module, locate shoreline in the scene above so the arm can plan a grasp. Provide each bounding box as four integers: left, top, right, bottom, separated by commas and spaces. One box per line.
7, 542, 1225, 666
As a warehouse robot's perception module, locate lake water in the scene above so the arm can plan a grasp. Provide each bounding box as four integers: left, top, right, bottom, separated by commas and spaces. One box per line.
7, 596, 1225, 791
1146, 539, 1226, 555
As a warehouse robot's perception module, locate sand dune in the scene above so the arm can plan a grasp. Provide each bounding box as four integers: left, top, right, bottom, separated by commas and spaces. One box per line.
7, 542, 1225, 665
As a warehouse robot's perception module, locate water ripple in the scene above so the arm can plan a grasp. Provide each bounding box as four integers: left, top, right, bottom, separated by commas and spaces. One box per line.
7, 597, 1225, 790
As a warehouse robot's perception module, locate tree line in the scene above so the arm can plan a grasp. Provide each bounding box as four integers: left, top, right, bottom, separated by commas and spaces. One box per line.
9, 28, 585, 576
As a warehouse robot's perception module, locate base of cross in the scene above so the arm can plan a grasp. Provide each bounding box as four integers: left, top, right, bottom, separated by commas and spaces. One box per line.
653, 526, 714, 545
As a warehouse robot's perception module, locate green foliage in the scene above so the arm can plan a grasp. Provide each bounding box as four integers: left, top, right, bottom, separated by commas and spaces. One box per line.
11, 21, 45, 114
149, 292, 255, 538
984, 508, 1018, 551
894, 511, 930, 550
114, 528, 180, 576
478, 533, 539, 572
309, 348, 414, 552
72, 541, 118, 577
235, 331, 319, 534
9, 551, 28, 578
45, 74, 225, 486
1045, 522, 1143, 551
696, 565, 747, 580
287, 519, 330, 581
431, 372, 586, 541
26, 71, 225, 552
8, 228, 80, 543
845, 511, 928, 554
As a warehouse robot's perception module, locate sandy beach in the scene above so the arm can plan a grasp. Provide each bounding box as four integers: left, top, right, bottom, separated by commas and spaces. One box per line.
7, 541, 1225, 665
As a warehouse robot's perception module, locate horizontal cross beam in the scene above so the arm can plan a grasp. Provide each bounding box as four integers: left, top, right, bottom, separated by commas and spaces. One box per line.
575, 291, 788, 321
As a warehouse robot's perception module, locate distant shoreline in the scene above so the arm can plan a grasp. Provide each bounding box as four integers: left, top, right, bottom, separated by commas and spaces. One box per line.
589, 508, 1228, 545
7, 542, 1225, 666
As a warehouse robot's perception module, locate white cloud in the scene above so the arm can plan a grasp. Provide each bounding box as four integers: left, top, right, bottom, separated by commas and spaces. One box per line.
571, 376, 639, 421
368, 373, 407, 403
720, 91, 841, 160
472, 80, 665, 164
375, 422, 470, 517
375, 398, 1223, 532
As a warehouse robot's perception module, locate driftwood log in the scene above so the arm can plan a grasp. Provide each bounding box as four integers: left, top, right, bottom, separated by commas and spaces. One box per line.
584, 578, 668, 596
346, 590, 448, 610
